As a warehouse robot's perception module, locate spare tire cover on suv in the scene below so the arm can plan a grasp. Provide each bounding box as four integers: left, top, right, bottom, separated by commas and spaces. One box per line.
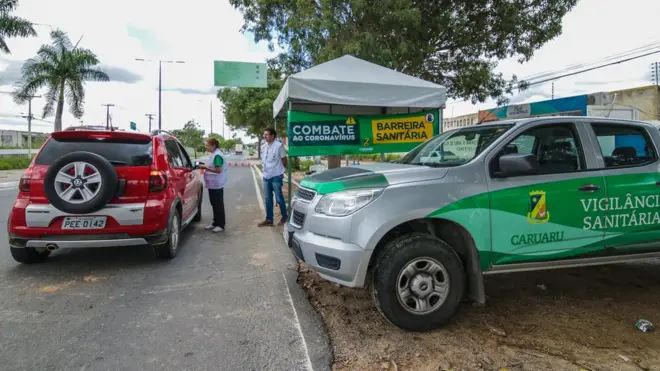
44, 151, 119, 214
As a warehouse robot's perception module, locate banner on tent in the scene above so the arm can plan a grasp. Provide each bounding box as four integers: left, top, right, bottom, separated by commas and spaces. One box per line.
287, 110, 439, 156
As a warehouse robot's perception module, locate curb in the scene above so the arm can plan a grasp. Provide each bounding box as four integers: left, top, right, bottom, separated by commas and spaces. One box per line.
251, 164, 300, 187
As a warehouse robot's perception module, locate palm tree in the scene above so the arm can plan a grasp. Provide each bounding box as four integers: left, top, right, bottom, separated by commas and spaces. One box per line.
0, 0, 36, 54
13, 28, 110, 131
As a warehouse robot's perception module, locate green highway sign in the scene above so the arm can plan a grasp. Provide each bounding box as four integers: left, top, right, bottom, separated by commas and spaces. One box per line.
213, 60, 267, 88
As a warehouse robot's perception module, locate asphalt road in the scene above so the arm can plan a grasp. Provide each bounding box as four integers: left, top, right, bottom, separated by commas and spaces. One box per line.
0, 166, 331, 371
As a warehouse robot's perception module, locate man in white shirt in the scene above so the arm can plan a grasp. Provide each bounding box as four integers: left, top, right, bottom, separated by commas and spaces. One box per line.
258, 127, 289, 226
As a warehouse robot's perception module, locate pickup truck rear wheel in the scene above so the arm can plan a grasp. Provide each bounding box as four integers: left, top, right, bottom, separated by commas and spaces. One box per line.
372, 233, 465, 332
11, 247, 50, 264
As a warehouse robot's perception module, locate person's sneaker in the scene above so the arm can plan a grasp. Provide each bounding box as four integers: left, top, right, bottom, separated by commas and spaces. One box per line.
258, 219, 273, 227
204, 224, 215, 230
212, 226, 224, 233
278, 218, 287, 226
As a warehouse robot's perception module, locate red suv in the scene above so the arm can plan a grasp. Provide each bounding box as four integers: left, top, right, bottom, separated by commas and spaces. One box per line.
7, 127, 203, 263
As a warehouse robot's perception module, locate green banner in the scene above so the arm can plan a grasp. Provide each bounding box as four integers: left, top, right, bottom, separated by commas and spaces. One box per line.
286, 110, 440, 156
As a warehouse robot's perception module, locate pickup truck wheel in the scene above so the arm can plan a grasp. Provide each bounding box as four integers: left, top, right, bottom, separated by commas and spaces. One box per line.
192, 189, 202, 223
153, 207, 181, 259
11, 247, 50, 264
372, 233, 465, 332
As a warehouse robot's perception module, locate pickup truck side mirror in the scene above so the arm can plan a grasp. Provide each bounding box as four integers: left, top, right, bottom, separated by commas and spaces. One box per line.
497, 153, 539, 177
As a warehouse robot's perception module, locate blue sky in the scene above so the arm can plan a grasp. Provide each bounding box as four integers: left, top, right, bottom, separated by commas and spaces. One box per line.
1, 0, 659, 139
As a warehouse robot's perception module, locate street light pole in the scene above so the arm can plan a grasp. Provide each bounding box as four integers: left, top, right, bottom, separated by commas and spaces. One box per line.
135, 58, 185, 131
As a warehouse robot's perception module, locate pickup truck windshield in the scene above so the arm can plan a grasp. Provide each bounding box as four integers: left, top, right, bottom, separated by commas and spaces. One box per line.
398, 124, 515, 167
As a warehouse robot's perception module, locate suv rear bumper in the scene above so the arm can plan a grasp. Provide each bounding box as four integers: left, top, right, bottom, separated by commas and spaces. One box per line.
9, 230, 168, 249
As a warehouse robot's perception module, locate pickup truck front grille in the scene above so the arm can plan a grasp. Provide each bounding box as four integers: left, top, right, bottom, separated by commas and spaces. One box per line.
294, 188, 316, 202
291, 210, 306, 228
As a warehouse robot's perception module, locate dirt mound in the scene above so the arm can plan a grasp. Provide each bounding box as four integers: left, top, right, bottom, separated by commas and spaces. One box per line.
299, 261, 660, 371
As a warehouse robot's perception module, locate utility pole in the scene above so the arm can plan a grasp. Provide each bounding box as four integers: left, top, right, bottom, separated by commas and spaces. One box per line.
102, 104, 114, 129
26, 95, 41, 157
652, 62, 660, 86
135, 59, 185, 131
145, 114, 155, 132
4, 92, 41, 157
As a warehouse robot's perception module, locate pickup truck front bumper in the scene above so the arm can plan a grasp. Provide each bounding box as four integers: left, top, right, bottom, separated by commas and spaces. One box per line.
284, 222, 371, 287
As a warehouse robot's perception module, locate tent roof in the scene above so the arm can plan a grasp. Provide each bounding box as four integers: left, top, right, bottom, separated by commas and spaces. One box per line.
273, 55, 447, 118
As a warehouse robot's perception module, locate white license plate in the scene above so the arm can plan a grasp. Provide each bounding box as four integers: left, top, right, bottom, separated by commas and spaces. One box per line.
61, 216, 107, 230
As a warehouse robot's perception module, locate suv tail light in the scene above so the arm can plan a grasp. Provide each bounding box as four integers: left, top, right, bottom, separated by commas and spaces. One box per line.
18, 170, 32, 192
149, 170, 168, 192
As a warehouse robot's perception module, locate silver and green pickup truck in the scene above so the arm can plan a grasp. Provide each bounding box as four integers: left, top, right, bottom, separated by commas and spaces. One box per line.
284, 116, 660, 332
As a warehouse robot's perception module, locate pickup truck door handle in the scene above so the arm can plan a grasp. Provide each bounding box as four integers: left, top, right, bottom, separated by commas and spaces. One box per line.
578, 184, 600, 193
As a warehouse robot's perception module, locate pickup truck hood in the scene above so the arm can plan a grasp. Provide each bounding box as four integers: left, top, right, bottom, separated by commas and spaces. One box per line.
299, 163, 449, 195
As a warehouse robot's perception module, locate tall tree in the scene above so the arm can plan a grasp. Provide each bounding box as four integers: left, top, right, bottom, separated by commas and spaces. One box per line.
229, 0, 578, 105
217, 74, 284, 159
0, 0, 36, 54
13, 28, 110, 131
172, 119, 206, 149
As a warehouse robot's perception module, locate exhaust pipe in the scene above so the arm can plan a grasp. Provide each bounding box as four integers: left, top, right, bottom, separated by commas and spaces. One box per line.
46, 244, 58, 251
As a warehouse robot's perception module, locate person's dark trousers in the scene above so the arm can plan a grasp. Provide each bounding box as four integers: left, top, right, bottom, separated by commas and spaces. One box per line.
207, 188, 225, 229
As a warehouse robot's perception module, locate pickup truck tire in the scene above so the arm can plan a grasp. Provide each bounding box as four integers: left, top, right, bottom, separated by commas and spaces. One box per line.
372, 233, 465, 332
43, 151, 118, 214
10, 247, 50, 264
153, 206, 181, 259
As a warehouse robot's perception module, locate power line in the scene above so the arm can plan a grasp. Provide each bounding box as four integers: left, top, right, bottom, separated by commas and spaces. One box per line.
525, 48, 660, 88
446, 40, 660, 106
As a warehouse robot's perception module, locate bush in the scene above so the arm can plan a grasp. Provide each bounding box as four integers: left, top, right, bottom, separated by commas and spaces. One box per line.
299, 160, 314, 172
0, 156, 32, 170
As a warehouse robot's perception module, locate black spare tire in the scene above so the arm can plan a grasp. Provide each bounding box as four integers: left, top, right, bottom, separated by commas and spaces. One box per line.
44, 151, 118, 214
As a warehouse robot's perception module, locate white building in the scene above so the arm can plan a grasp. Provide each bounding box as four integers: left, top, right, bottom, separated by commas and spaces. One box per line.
0, 129, 49, 147
442, 113, 478, 132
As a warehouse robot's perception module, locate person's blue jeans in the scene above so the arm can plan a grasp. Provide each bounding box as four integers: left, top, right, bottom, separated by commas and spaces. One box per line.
264, 174, 287, 222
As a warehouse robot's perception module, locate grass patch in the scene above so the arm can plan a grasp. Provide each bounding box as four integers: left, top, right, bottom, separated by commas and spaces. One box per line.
0, 156, 32, 170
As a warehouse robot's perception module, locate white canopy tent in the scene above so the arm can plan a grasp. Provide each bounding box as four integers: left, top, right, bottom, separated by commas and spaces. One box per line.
272, 55, 448, 119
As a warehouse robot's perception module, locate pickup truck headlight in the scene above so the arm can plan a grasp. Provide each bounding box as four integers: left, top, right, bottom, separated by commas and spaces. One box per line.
314, 188, 383, 217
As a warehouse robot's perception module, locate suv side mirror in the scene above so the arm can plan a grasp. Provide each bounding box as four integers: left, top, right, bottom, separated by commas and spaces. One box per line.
497, 153, 539, 177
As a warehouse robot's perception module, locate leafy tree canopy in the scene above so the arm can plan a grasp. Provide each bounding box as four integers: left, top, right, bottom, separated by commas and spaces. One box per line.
229, 0, 578, 105
172, 119, 206, 150
217, 69, 284, 156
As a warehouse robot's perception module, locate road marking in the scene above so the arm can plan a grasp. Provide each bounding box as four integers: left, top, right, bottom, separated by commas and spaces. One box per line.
282, 273, 314, 371
250, 165, 265, 212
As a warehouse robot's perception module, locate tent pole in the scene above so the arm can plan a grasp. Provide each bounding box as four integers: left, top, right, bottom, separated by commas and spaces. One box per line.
287, 100, 292, 218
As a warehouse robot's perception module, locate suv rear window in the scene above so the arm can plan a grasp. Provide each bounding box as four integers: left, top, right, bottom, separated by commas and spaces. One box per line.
35, 138, 153, 166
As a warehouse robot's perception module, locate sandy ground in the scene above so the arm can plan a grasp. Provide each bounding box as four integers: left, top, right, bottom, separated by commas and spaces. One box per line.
299, 261, 660, 371
284, 177, 660, 371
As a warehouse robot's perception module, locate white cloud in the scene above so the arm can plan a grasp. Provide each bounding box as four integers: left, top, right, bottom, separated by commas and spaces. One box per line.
2, 0, 658, 134
0, 0, 276, 141
445, 0, 660, 117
